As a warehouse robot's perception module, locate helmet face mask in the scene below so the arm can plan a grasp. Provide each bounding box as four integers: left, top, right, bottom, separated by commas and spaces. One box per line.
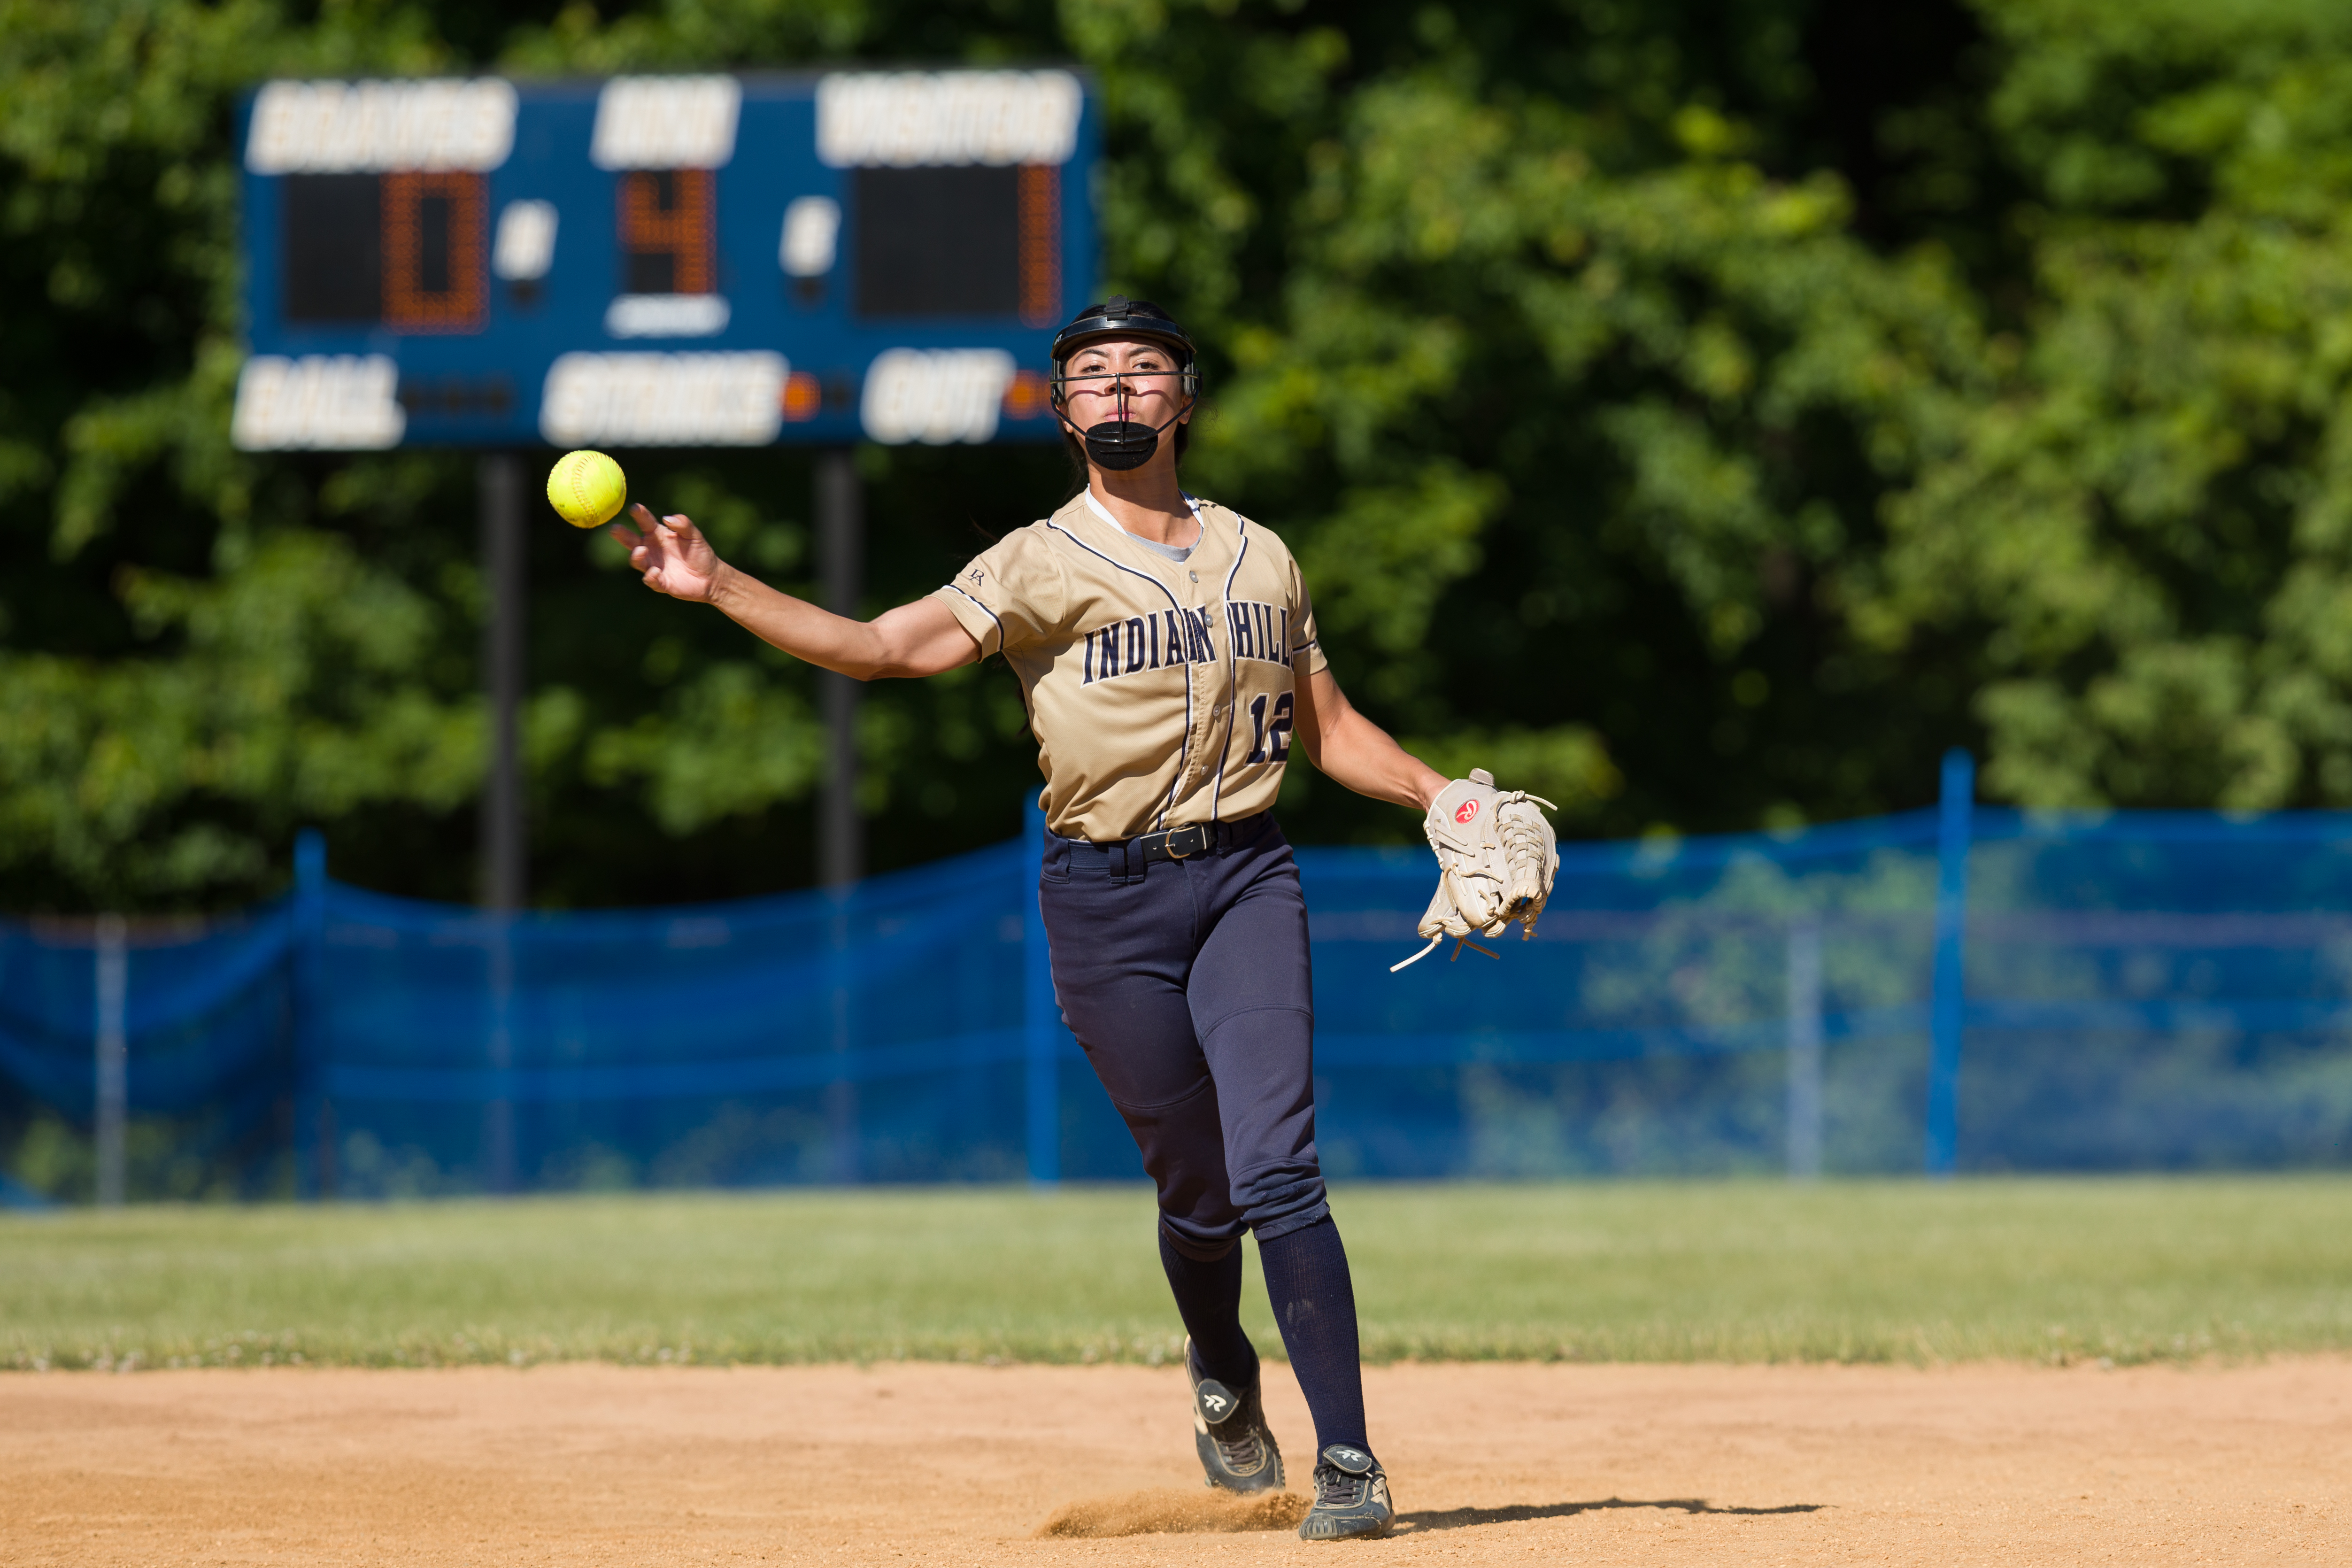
1052, 364, 1201, 403
1049, 296, 1199, 471
1055, 363, 1191, 471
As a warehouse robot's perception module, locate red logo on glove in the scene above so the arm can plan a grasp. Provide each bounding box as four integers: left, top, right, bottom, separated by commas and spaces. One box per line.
1455, 800, 1481, 825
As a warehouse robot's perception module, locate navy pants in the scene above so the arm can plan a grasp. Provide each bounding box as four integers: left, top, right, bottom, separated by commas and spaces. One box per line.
1039, 814, 1329, 1259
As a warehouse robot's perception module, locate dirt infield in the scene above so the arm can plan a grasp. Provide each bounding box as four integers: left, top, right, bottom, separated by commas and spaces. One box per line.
4, 1359, 2344, 1565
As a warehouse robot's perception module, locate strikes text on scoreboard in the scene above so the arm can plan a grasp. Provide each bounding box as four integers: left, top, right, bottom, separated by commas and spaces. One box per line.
233, 72, 1096, 452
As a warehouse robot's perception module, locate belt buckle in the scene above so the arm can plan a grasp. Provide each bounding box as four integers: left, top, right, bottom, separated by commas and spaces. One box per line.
1165, 823, 1207, 860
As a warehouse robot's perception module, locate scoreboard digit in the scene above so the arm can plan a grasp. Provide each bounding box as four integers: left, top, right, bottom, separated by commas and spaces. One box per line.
233, 71, 1097, 452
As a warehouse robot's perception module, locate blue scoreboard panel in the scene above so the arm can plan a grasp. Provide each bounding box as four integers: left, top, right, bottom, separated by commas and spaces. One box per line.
232, 72, 1098, 451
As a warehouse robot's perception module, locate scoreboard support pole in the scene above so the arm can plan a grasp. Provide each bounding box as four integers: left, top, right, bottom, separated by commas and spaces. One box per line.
480, 453, 529, 911
818, 448, 863, 1183
479, 452, 525, 1194
817, 448, 864, 888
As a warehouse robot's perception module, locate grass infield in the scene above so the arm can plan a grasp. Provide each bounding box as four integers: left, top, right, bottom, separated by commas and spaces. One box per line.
4, 1178, 2349, 1371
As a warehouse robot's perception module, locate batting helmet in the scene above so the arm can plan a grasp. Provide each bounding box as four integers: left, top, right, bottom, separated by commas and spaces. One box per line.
1049, 295, 1200, 404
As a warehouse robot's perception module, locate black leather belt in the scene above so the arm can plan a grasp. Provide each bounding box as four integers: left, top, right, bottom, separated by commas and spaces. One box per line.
1070, 813, 1270, 882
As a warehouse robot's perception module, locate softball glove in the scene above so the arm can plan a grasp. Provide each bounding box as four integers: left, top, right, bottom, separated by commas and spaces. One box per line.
1392, 768, 1559, 972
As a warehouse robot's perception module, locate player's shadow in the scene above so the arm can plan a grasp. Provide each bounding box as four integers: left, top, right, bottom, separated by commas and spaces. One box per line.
1396, 1497, 1825, 1533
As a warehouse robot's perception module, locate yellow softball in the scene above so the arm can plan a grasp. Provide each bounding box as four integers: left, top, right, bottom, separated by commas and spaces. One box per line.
546, 449, 628, 529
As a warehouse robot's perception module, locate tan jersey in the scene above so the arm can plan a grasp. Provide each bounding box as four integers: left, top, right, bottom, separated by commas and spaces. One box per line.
933, 491, 1329, 842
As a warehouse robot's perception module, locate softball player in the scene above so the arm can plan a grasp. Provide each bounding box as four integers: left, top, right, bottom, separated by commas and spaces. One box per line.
615, 296, 1456, 1541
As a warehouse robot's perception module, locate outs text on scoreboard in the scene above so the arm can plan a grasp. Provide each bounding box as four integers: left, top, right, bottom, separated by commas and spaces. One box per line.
233, 71, 1097, 452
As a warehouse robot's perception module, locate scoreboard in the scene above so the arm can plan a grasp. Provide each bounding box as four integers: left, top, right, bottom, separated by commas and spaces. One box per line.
232, 72, 1099, 451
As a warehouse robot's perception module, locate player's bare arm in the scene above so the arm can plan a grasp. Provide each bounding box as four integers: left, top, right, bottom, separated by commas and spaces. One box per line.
1291, 667, 1447, 812
611, 502, 979, 680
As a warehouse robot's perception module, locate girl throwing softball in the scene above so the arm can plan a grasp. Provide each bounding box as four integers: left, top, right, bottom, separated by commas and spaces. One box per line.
615, 296, 1460, 1541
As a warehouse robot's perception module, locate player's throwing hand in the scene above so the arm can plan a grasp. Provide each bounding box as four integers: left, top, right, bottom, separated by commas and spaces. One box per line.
610, 503, 725, 603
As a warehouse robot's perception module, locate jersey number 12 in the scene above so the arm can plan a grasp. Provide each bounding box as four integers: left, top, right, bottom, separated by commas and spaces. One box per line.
1245, 691, 1294, 764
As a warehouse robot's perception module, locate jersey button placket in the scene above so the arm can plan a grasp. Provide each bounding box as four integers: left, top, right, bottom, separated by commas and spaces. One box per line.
1185, 627, 1218, 794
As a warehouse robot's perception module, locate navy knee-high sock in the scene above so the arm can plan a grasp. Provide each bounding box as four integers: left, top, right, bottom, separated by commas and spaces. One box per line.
1158, 1225, 1260, 1389
1257, 1216, 1370, 1459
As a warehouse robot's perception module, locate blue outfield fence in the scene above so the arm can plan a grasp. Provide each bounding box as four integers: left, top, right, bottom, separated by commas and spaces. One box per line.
7, 753, 2352, 1197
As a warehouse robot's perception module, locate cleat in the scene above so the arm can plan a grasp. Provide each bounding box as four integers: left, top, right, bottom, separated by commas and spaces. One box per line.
1184, 1336, 1283, 1493
1298, 1444, 1393, 1541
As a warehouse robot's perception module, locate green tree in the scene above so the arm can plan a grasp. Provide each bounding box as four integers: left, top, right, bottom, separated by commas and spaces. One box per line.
1860, 0, 2352, 810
